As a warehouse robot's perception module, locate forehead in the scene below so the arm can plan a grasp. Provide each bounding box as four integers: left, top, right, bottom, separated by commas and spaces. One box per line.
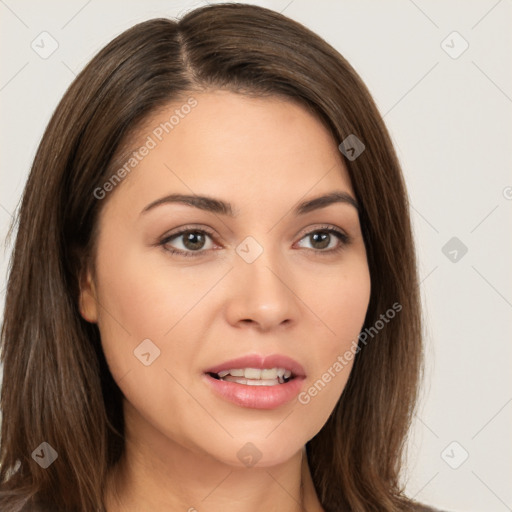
103, 90, 353, 216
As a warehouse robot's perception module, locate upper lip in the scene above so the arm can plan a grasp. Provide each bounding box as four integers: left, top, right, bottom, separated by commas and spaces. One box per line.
204, 353, 306, 378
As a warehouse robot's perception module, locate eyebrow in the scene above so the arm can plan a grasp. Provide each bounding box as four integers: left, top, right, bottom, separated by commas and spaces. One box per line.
140, 191, 359, 217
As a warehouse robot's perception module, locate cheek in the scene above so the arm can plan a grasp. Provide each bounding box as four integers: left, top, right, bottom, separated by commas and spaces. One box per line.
92, 232, 232, 390
294, 258, 370, 430
306, 256, 371, 352
92, 233, 197, 379
95, 233, 211, 337
92, 242, 211, 444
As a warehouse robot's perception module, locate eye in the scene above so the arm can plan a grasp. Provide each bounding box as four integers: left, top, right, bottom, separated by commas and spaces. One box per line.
295, 226, 350, 254
158, 224, 350, 258
159, 227, 216, 257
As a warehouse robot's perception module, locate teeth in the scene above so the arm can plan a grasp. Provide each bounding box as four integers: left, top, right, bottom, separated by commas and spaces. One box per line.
213, 367, 294, 384
244, 368, 261, 379
246, 379, 279, 386
223, 376, 248, 384
261, 368, 277, 379
222, 376, 281, 386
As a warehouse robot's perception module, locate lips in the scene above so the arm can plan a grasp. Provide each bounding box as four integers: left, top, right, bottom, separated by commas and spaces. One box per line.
203, 354, 306, 409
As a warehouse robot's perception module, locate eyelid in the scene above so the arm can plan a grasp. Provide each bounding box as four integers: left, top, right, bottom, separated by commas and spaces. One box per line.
158, 224, 219, 253
294, 223, 349, 243
160, 224, 218, 240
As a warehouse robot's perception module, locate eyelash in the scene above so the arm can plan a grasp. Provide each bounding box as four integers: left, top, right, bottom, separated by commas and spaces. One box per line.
158, 224, 350, 258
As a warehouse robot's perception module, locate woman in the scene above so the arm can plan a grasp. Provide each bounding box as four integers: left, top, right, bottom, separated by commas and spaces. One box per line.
0, 3, 444, 511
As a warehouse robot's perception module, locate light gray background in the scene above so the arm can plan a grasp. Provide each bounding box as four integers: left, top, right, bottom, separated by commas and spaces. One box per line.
1, 1, 511, 511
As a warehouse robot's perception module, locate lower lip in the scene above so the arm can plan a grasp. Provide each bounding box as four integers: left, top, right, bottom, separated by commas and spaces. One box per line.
203, 373, 305, 409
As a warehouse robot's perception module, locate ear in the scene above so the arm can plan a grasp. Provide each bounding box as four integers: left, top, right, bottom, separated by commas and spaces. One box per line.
79, 266, 99, 323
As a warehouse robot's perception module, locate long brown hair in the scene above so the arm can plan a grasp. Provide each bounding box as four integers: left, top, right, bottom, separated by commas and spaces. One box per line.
0, 3, 425, 511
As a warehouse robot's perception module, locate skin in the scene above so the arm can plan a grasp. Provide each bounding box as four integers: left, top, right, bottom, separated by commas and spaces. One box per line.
79, 90, 371, 512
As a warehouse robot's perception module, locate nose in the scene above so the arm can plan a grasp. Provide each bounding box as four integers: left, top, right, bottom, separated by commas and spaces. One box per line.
224, 243, 301, 332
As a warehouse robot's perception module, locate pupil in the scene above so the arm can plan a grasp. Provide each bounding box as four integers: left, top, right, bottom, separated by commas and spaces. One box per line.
311, 231, 329, 249
184, 232, 205, 250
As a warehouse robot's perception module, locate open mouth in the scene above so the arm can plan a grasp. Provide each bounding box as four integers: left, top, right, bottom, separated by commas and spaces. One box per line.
206, 367, 294, 386
203, 358, 305, 409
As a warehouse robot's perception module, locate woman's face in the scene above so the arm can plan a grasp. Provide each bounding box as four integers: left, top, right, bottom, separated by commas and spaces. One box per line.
80, 90, 371, 467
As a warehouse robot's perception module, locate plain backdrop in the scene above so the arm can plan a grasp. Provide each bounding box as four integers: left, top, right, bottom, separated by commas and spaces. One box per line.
1, 1, 511, 511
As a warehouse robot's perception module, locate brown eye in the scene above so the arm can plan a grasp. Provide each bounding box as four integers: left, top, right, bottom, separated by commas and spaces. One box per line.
296, 227, 349, 254
180, 231, 207, 251
160, 229, 216, 257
